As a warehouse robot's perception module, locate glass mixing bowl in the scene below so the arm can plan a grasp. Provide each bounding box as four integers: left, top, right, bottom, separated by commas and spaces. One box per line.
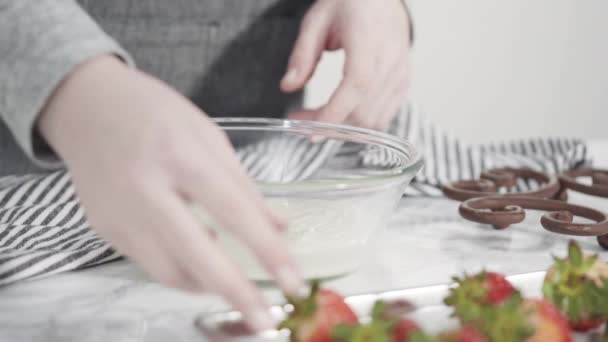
197, 118, 423, 280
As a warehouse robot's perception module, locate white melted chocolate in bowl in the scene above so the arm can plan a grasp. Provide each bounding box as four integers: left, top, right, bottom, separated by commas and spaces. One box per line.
197, 118, 422, 280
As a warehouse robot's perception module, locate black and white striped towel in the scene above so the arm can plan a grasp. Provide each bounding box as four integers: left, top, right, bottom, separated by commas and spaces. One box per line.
0, 104, 589, 285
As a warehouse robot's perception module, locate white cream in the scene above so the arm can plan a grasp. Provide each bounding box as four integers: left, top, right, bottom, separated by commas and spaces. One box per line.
193, 187, 401, 280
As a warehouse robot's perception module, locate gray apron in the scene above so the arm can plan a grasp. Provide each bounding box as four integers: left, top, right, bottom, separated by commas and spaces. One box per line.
0, 0, 312, 176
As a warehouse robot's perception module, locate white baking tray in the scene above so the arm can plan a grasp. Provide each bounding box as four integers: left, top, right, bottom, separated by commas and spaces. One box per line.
195, 271, 602, 341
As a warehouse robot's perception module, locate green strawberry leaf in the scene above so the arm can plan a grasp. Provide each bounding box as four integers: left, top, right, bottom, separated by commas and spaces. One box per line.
332, 324, 358, 341
279, 280, 322, 338
544, 240, 608, 323
349, 324, 392, 342
408, 330, 437, 342
444, 271, 495, 323
332, 316, 393, 342
568, 240, 583, 268
284, 280, 318, 316
584, 254, 599, 271
542, 283, 555, 300
371, 300, 386, 321
471, 292, 534, 342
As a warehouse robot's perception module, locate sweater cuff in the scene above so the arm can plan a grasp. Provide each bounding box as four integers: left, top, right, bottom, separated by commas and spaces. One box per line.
0, 0, 134, 169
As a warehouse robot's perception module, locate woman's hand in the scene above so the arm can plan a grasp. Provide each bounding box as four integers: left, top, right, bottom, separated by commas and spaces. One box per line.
281, 0, 412, 130
38, 55, 304, 331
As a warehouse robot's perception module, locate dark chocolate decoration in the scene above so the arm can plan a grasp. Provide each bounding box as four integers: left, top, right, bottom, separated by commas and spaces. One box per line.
442, 168, 562, 202
559, 168, 608, 197
442, 168, 608, 249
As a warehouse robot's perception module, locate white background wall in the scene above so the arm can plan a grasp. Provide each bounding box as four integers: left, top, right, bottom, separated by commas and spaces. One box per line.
305, 0, 608, 143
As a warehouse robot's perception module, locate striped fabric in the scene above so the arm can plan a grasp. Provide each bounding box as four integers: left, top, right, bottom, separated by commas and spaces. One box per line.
0, 104, 589, 285
0, 172, 119, 285
237, 137, 343, 183
388, 103, 588, 196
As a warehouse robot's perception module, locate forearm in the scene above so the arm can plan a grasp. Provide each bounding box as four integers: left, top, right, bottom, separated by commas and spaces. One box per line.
0, 0, 133, 168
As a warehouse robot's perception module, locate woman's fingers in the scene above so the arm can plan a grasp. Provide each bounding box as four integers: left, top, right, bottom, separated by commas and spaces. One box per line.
345, 55, 393, 129
38, 54, 300, 334
301, 33, 408, 130
125, 232, 194, 291
358, 53, 410, 130
315, 40, 376, 124
175, 152, 304, 298
282, 0, 412, 129
376, 54, 411, 130
375, 70, 410, 131
135, 189, 275, 331
162, 198, 273, 332
195, 120, 287, 229
281, 5, 331, 93
287, 109, 320, 121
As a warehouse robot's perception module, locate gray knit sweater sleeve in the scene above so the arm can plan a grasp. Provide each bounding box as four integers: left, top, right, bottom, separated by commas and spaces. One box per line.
0, 0, 133, 168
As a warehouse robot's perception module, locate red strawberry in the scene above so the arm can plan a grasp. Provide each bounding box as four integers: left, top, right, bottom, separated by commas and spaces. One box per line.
279, 281, 358, 342
444, 271, 515, 323
466, 292, 534, 342
438, 325, 487, 342
483, 272, 515, 304
569, 319, 605, 332
374, 300, 422, 342
523, 299, 572, 342
393, 318, 421, 342
543, 240, 608, 332
451, 294, 569, 342
332, 300, 431, 342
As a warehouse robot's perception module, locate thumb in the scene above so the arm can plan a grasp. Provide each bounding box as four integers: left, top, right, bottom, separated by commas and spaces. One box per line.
287, 109, 320, 121
280, 11, 330, 93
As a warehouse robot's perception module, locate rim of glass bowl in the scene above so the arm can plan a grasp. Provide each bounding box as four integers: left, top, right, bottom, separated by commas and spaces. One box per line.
214, 117, 423, 195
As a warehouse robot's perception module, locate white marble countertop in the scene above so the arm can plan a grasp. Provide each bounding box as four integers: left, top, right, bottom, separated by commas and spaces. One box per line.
1, 140, 607, 342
